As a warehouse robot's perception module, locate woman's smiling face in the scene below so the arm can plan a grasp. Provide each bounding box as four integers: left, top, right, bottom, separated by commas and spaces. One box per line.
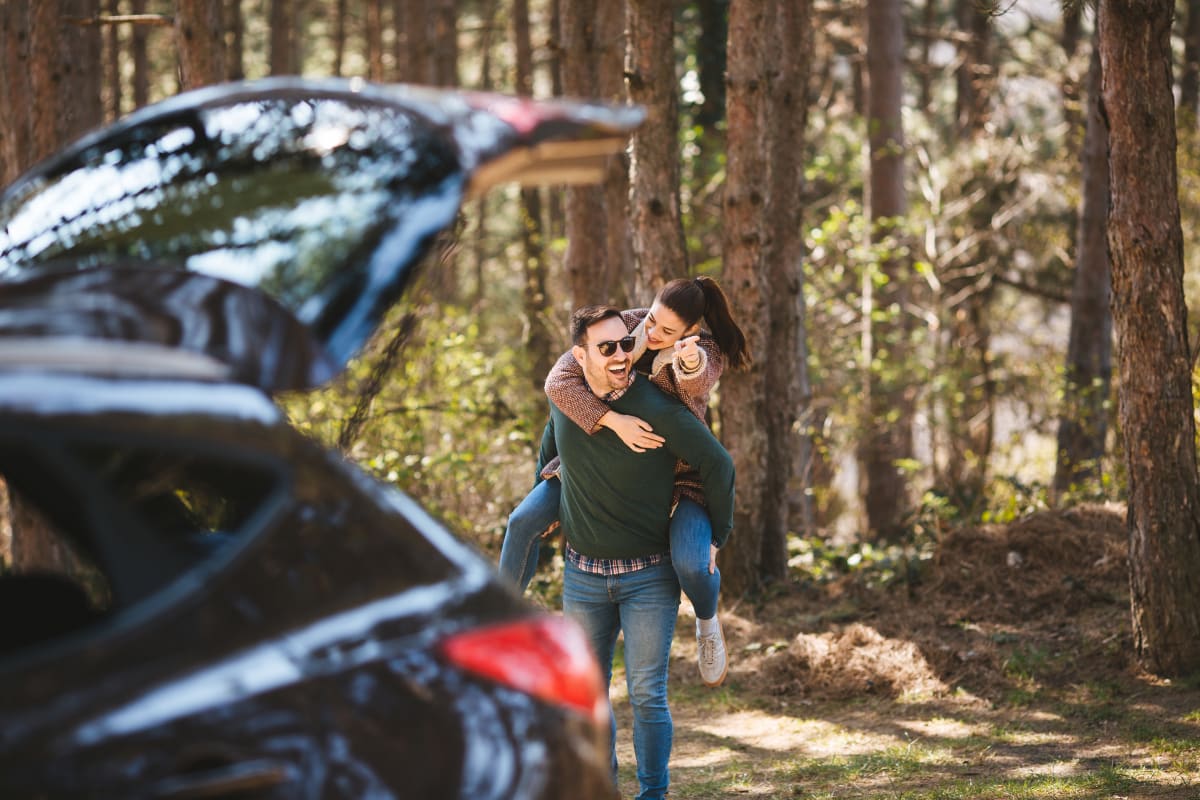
644, 302, 697, 351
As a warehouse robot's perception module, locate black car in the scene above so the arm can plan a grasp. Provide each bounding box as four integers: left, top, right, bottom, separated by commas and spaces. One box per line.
0, 78, 641, 799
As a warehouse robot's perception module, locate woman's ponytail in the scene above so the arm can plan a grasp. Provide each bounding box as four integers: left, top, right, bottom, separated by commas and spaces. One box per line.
694, 276, 751, 370
657, 276, 753, 371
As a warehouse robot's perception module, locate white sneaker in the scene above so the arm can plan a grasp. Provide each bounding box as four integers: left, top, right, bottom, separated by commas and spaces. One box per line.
696, 617, 727, 687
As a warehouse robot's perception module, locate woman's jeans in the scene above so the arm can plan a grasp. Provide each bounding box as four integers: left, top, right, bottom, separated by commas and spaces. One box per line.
563, 560, 680, 800
499, 481, 721, 620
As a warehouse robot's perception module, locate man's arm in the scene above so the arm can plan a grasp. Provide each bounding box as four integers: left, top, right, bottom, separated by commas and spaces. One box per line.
534, 413, 557, 487
654, 407, 735, 547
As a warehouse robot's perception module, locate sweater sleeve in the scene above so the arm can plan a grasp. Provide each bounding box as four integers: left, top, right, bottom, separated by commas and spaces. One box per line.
534, 415, 557, 487
544, 350, 610, 433
670, 332, 724, 399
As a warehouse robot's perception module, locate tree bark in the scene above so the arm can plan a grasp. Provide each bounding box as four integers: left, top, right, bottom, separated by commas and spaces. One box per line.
104, 0, 121, 120
131, 0, 149, 107
859, 0, 912, 541
559, 0, 628, 307
1054, 40, 1111, 498
761, 0, 813, 578
1099, 0, 1200, 677
432, 0, 457, 86
29, 1, 63, 162
1181, 0, 1200, 123
0, 2, 32, 183
226, 0, 245, 80
627, 0, 688, 299
514, 0, 554, 385
270, 0, 294, 75
718, 0, 769, 596
176, 0, 226, 89
366, 0, 385, 80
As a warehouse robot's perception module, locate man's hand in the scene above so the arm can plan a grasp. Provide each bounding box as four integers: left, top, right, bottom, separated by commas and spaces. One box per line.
709, 543, 718, 574
599, 411, 665, 452
674, 335, 701, 371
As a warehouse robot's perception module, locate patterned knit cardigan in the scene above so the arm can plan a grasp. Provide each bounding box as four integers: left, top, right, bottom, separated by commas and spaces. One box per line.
540, 307, 726, 516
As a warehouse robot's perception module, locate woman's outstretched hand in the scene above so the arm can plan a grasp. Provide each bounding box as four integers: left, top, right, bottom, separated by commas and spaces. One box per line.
600, 411, 665, 453
674, 335, 701, 371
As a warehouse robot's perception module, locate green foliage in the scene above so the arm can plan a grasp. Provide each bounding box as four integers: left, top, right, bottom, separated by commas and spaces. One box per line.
282, 297, 548, 559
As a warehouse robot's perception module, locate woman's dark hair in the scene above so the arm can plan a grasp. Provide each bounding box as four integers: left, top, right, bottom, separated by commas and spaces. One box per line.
656, 277, 752, 370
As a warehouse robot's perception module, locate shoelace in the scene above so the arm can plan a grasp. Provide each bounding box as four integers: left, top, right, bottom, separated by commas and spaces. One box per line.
699, 633, 720, 666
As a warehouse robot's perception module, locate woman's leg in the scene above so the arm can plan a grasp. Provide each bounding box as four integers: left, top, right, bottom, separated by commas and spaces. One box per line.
669, 498, 726, 686
669, 498, 719, 619
498, 478, 561, 590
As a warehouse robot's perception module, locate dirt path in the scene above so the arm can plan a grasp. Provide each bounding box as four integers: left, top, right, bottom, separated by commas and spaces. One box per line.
607, 506, 1200, 799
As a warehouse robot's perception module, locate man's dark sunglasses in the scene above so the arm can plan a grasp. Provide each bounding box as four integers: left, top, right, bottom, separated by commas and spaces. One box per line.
593, 336, 636, 357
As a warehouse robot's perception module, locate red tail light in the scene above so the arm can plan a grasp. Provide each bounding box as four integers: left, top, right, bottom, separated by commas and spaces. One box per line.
440, 615, 608, 725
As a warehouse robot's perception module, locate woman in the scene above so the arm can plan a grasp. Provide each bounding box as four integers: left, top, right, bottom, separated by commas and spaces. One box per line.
498, 276, 751, 687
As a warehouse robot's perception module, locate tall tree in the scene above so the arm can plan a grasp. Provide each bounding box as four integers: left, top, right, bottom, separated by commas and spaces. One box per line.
1054, 39, 1111, 498
432, 0, 457, 86
366, 0, 385, 80
0, 2, 32, 183
627, 0, 689, 299
761, 0, 813, 576
558, 0, 628, 307
941, 0, 996, 508
270, 0, 295, 74
1099, 0, 1200, 676
131, 0, 150, 108
29, 1, 64, 162
104, 0, 121, 120
226, 0, 245, 80
1181, 0, 1200, 123
514, 0, 555, 385
718, 0, 769, 595
176, 0, 226, 89
859, 0, 912, 541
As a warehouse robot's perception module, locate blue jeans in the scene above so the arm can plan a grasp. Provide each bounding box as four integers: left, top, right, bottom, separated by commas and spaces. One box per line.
500, 483, 721, 619
498, 478, 561, 588
562, 560, 680, 800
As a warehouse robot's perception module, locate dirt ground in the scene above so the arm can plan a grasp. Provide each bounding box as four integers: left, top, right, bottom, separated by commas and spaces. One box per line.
608, 504, 1200, 799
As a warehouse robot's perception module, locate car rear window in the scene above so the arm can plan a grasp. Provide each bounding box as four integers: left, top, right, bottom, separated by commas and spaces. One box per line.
0, 430, 286, 654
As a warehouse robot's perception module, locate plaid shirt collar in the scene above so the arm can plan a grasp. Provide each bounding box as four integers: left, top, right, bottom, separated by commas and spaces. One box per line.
599, 370, 635, 403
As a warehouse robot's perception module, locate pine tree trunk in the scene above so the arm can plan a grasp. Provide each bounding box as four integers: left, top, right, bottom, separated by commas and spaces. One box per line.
432, 0, 456, 86
1181, 0, 1200, 123
176, 0, 226, 89
559, 0, 626, 307
29, 1, 63, 162
1099, 0, 1200, 677
226, 0, 245, 80
718, 0, 769, 596
762, 0, 813, 578
104, 0, 121, 120
366, 0, 385, 80
131, 0, 149, 107
628, 0, 688, 298
0, 2, 32, 183
270, 0, 293, 75
1054, 40, 1111, 497
514, 0, 554, 385
860, 0, 912, 541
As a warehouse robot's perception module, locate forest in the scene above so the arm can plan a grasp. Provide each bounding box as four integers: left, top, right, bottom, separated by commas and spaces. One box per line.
3, 1, 1200, 796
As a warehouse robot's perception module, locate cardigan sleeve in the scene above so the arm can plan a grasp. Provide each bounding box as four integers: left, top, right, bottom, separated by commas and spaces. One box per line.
543, 351, 610, 433
666, 332, 724, 404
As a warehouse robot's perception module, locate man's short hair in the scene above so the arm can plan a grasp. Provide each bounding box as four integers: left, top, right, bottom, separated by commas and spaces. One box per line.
570, 305, 623, 346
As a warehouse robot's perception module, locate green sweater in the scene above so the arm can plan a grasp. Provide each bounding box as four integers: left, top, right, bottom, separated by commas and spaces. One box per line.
537, 375, 735, 560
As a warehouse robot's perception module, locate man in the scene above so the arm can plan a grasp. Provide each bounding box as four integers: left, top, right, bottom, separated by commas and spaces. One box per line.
537, 305, 735, 800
